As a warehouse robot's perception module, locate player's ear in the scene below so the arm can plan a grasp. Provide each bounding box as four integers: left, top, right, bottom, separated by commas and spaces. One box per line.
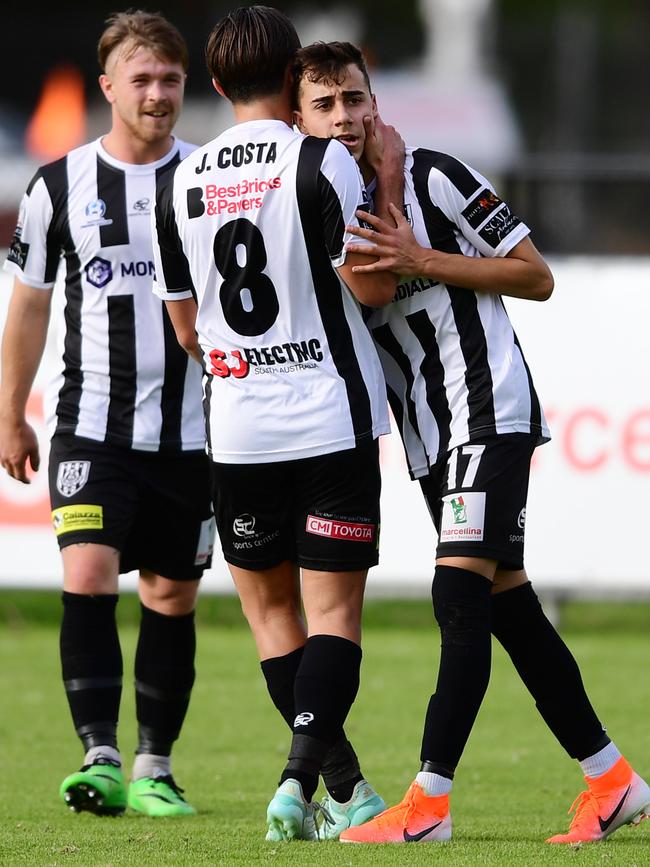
212, 78, 226, 97
293, 110, 307, 134
371, 93, 378, 119
98, 74, 115, 104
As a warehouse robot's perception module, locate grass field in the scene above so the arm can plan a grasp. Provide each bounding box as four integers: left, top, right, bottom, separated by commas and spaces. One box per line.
0, 592, 648, 866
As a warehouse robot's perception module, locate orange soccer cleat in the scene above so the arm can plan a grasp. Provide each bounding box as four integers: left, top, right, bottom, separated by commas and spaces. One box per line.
339, 781, 451, 843
547, 756, 650, 844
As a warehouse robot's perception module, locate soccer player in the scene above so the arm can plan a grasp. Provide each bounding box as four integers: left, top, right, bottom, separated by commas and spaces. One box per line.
293, 41, 650, 845
151, 5, 403, 842
0, 11, 214, 817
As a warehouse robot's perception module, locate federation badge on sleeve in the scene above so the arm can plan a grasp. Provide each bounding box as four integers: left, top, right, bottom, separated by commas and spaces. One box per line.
56, 461, 91, 497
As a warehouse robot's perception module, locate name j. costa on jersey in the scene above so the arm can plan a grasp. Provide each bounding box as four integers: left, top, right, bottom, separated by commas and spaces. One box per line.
189, 140, 280, 217
209, 338, 324, 379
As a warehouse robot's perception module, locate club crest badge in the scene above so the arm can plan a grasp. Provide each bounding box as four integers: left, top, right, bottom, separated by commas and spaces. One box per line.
56, 461, 91, 497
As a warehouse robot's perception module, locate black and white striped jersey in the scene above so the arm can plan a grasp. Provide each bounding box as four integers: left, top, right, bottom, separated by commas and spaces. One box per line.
365, 147, 550, 479
152, 120, 389, 464
4, 137, 205, 451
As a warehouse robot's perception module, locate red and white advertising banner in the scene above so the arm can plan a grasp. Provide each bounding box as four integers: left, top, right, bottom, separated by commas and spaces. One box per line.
1, 257, 649, 595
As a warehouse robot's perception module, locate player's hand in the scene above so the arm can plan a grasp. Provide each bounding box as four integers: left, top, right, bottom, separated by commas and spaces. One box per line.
363, 114, 404, 176
0, 418, 40, 483
347, 203, 436, 275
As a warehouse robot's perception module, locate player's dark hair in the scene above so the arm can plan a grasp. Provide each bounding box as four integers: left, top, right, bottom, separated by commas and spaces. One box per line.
292, 41, 372, 109
205, 5, 300, 103
98, 9, 189, 72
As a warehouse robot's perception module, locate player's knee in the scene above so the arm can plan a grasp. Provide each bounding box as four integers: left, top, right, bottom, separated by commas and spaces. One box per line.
139, 575, 198, 615
431, 565, 492, 644
62, 550, 119, 595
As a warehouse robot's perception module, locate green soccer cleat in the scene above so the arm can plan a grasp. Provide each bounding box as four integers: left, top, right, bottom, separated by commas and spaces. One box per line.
128, 775, 196, 817
319, 779, 387, 840
266, 779, 319, 841
60, 759, 127, 816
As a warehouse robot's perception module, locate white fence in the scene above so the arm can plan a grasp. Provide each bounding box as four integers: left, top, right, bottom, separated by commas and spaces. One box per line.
1, 256, 649, 599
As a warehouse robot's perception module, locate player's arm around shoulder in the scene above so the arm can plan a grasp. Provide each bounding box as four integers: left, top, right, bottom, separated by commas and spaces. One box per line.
0, 278, 52, 482
328, 139, 397, 308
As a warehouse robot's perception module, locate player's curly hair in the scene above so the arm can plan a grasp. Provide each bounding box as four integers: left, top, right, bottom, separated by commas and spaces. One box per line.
292, 41, 372, 109
205, 5, 300, 104
98, 9, 188, 72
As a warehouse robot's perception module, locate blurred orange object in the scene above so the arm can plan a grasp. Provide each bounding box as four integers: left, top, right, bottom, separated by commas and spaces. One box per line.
25, 64, 86, 161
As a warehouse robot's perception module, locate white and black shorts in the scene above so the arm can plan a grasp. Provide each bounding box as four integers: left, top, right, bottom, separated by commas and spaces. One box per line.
48, 434, 215, 580
212, 440, 381, 572
419, 434, 538, 570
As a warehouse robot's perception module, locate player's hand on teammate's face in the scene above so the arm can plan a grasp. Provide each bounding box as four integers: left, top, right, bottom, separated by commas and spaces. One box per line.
0, 419, 40, 483
347, 203, 430, 275
363, 114, 404, 175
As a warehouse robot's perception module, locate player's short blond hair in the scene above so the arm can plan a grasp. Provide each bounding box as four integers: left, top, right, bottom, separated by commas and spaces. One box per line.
98, 9, 188, 72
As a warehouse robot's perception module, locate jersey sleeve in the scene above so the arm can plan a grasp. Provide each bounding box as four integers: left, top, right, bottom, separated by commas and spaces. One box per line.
151, 168, 195, 302
426, 154, 530, 258
319, 139, 373, 268
3, 170, 59, 289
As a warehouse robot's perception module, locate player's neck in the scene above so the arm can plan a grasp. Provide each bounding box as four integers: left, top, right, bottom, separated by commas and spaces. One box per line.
358, 157, 376, 187
231, 92, 292, 128
100, 128, 175, 165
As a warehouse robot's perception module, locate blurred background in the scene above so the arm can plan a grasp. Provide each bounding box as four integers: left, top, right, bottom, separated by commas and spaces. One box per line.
1, 0, 649, 605
2, 0, 650, 253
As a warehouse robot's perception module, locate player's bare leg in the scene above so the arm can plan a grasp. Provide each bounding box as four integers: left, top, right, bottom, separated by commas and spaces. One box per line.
229, 560, 306, 659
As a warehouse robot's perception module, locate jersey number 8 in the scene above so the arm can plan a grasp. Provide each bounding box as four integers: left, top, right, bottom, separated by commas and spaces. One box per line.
213, 218, 279, 336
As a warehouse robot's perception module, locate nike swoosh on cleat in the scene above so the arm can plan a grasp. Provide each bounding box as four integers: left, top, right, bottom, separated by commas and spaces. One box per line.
139, 793, 176, 803
403, 821, 442, 842
598, 786, 631, 833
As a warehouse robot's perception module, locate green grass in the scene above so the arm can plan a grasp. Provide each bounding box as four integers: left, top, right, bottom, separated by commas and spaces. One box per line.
0, 592, 649, 865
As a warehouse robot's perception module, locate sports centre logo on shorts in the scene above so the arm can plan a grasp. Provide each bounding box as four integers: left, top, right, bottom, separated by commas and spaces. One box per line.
440, 492, 486, 543
56, 460, 91, 497
51, 504, 103, 536
305, 515, 376, 543
233, 514, 256, 537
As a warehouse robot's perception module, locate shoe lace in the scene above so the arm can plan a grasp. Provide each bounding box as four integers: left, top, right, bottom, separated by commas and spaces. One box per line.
567, 789, 599, 831
370, 783, 418, 829
152, 774, 185, 795
80, 757, 121, 771
312, 799, 333, 840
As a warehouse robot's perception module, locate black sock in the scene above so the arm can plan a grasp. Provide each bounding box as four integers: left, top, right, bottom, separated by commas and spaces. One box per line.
261, 646, 363, 801
134, 604, 196, 756
260, 645, 304, 728
279, 635, 362, 801
491, 582, 609, 759
420, 566, 492, 774
321, 738, 363, 803
60, 591, 122, 752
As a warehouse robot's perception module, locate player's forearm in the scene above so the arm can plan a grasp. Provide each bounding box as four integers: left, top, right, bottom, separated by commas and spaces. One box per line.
164, 298, 203, 365
373, 161, 404, 227
418, 249, 554, 301
0, 287, 50, 421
